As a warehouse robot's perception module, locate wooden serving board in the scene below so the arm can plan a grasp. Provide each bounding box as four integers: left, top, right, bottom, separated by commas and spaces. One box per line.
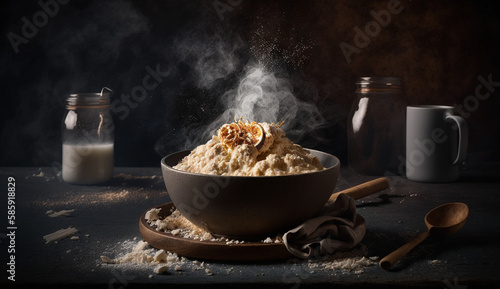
138, 203, 293, 261
139, 178, 386, 261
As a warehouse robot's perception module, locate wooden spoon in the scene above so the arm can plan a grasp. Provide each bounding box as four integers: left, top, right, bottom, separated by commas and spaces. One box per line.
379, 202, 469, 270
329, 177, 390, 202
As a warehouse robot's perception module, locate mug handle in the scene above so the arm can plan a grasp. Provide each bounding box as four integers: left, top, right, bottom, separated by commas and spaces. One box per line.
445, 114, 468, 165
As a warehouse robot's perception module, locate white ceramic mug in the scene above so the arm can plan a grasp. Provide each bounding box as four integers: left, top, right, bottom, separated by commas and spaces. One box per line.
405, 105, 468, 182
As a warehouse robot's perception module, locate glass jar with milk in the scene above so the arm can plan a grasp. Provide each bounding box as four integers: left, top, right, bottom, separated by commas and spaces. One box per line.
62, 88, 114, 184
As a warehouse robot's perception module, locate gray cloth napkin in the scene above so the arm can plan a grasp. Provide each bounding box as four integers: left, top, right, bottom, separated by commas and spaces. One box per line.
283, 193, 366, 258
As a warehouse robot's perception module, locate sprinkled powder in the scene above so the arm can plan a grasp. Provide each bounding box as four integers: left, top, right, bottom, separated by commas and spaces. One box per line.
145, 207, 282, 244
100, 239, 213, 275
250, 13, 315, 69
301, 245, 378, 274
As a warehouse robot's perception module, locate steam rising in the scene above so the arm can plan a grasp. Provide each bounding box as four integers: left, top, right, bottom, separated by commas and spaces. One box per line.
157, 9, 326, 153
174, 29, 245, 90
180, 62, 326, 150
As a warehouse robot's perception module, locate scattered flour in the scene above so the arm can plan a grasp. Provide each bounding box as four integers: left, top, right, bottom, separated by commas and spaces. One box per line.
43, 227, 78, 244
304, 245, 378, 274
46, 209, 75, 218
428, 259, 445, 265
33, 171, 45, 178
100, 238, 377, 277
154, 264, 169, 274
320, 256, 378, 274
145, 207, 282, 244
100, 241, 178, 265
100, 240, 212, 275
115, 173, 159, 180
28, 168, 58, 181
99, 190, 130, 202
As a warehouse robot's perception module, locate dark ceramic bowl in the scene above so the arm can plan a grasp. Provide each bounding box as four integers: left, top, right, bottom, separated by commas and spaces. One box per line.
160, 149, 340, 239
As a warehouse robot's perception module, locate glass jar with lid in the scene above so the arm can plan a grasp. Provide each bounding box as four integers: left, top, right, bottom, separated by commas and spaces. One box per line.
347, 77, 405, 175
62, 88, 114, 184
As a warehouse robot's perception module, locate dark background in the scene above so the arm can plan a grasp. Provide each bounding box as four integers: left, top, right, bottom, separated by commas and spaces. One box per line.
1, 0, 499, 169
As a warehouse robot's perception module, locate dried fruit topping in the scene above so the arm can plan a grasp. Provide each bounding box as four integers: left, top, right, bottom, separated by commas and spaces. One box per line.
217, 118, 266, 152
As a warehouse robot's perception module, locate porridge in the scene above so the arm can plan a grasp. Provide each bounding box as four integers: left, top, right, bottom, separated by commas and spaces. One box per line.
173, 120, 324, 176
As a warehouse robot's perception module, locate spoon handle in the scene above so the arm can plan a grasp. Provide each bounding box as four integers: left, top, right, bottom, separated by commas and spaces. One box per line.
379, 230, 430, 270
329, 177, 389, 202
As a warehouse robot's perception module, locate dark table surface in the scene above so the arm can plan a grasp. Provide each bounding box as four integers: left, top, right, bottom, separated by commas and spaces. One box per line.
1, 164, 499, 288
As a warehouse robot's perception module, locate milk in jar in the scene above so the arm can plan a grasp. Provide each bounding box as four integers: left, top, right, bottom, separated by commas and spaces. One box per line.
62, 88, 114, 184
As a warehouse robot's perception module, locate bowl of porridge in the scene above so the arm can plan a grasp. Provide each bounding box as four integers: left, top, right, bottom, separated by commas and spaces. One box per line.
160, 120, 340, 239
